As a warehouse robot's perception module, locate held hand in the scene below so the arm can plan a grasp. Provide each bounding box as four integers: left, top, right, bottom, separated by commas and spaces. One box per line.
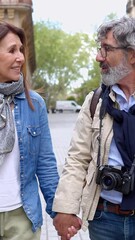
53, 213, 82, 239
61, 226, 78, 240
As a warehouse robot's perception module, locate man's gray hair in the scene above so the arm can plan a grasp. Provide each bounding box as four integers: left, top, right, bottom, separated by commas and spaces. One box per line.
97, 16, 135, 50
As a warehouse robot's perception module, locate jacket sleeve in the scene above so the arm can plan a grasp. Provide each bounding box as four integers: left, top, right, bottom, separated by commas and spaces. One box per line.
53, 91, 94, 214
36, 95, 59, 218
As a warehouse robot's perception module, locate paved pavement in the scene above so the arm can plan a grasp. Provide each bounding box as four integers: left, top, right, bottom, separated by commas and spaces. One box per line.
40, 112, 90, 240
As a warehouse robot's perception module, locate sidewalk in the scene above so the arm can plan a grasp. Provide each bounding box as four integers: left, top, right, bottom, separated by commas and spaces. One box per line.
40, 113, 90, 240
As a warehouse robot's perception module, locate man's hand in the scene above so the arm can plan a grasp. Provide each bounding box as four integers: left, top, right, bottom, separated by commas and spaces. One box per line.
53, 213, 82, 239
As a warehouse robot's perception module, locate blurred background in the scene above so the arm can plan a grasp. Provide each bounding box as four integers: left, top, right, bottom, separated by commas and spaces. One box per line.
0, 0, 133, 111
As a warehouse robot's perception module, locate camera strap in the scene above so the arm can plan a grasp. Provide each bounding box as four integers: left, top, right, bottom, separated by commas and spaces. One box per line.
129, 156, 135, 176
128, 157, 135, 192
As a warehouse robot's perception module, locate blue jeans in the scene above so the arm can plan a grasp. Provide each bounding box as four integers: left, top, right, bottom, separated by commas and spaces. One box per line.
88, 210, 135, 240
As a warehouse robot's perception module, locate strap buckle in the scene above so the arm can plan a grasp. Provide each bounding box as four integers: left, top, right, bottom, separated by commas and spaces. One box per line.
131, 210, 135, 216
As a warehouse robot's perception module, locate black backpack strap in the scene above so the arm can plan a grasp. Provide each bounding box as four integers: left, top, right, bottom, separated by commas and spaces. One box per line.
90, 86, 102, 120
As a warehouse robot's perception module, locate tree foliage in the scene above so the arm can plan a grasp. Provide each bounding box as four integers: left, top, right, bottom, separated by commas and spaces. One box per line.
33, 14, 118, 108
33, 21, 98, 108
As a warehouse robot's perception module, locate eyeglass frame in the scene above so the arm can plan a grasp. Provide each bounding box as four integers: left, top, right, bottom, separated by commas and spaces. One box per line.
97, 44, 129, 58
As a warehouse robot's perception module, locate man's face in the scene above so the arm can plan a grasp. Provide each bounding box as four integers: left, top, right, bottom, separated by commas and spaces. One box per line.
96, 31, 132, 86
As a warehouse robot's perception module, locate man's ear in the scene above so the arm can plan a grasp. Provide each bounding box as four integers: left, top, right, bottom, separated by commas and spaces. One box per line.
129, 50, 135, 64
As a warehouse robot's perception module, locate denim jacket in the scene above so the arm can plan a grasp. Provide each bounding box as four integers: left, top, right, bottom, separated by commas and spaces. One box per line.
14, 90, 59, 232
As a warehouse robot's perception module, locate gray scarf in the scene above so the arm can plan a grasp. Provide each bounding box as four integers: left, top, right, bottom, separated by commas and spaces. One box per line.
0, 74, 24, 165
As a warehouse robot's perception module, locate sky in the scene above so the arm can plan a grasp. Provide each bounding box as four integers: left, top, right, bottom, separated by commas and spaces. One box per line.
32, 0, 128, 34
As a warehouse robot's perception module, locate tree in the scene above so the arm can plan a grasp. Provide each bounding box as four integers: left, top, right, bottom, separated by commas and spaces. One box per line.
73, 13, 119, 104
33, 21, 95, 109
33, 13, 119, 108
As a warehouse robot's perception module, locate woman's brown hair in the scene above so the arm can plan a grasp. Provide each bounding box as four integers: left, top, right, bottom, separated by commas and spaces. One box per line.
0, 21, 34, 110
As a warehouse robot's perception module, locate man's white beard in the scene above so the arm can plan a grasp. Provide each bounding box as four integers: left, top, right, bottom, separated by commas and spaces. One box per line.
101, 58, 132, 86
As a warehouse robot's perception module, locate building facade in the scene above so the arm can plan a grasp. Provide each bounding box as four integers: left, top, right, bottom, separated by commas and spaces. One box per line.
126, 0, 135, 16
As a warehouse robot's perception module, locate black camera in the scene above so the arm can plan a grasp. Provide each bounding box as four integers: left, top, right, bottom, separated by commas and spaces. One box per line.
96, 165, 134, 195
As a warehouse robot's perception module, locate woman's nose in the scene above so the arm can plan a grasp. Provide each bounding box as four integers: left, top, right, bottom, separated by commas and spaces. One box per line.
16, 52, 24, 62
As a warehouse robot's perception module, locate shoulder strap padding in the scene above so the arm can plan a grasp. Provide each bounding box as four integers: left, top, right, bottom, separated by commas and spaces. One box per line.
90, 86, 102, 119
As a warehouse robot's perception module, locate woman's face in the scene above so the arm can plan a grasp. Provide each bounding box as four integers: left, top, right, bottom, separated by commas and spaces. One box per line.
0, 31, 25, 83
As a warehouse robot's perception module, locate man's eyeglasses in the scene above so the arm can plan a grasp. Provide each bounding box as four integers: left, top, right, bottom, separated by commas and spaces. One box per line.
97, 44, 128, 58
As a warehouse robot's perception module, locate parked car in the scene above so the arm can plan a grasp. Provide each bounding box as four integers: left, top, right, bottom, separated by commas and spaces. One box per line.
55, 100, 81, 113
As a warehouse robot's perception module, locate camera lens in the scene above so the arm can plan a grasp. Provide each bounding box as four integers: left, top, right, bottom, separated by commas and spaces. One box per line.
101, 172, 122, 190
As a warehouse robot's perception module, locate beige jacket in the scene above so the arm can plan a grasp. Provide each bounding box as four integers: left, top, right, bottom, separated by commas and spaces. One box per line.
53, 89, 116, 231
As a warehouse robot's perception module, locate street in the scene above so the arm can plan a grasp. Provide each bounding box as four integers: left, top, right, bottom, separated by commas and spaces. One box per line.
48, 112, 78, 170
40, 112, 90, 240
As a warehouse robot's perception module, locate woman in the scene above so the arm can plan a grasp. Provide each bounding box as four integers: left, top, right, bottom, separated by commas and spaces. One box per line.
0, 21, 59, 239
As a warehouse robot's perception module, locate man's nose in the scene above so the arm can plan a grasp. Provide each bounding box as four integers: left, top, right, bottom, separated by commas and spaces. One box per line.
96, 52, 105, 62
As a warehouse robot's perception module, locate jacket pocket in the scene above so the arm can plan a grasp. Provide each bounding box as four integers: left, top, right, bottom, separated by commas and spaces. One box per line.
27, 126, 41, 154
81, 164, 96, 212
91, 117, 100, 153
81, 171, 95, 202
